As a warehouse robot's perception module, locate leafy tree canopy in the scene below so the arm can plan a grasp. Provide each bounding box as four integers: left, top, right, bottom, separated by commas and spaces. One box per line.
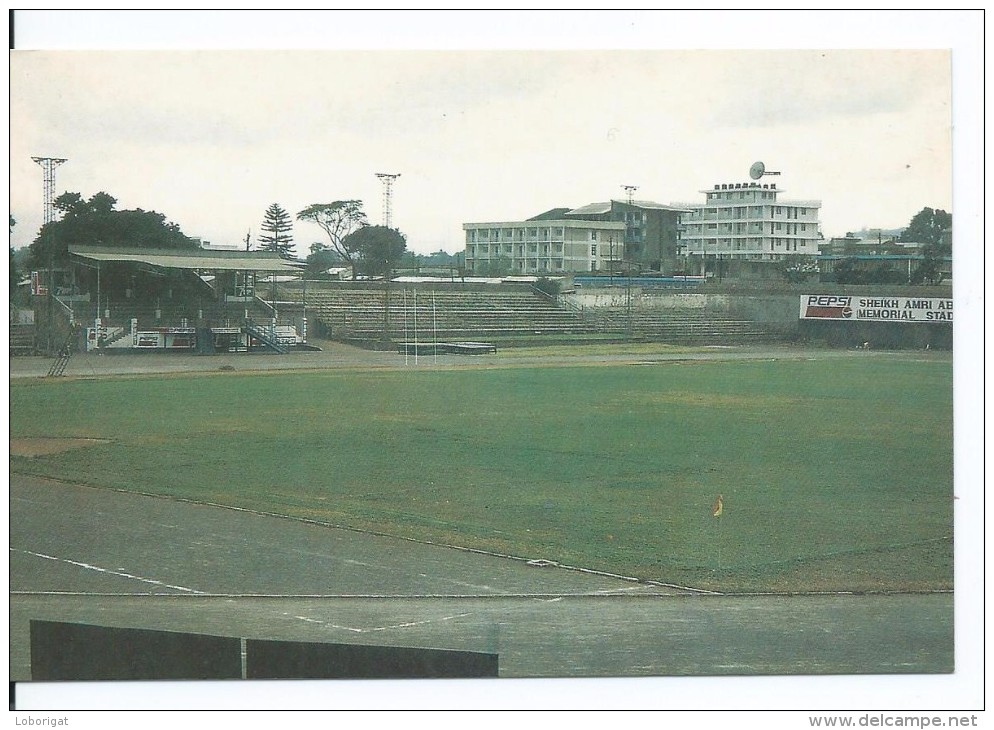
900, 207, 951, 285
297, 201, 368, 272
28, 191, 195, 270
899, 207, 952, 250
345, 226, 408, 278
305, 243, 346, 275
10, 215, 19, 297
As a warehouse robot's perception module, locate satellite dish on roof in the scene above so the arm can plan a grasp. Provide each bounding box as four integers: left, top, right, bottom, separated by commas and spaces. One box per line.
749, 161, 781, 180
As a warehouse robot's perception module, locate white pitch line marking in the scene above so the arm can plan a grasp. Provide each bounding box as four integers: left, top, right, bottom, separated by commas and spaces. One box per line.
591, 586, 647, 595
323, 623, 366, 633
366, 612, 474, 633
11, 548, 205, 594
288, 611, 475, 634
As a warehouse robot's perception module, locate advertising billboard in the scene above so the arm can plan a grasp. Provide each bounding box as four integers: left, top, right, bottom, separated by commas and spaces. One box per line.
800, 295, 953, 323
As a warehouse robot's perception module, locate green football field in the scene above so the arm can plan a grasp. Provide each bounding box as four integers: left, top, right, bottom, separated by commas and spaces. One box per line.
8, 354, 953, 594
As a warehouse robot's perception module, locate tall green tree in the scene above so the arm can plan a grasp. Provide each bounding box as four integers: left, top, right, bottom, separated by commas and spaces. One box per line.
345, 226, 408, 278
10, 215, 19, 299
297, 200, 368, 277
901, 207, 951, 285
258, 203, 295, 259
27, 191, 195, 270
899, 207, 952, 248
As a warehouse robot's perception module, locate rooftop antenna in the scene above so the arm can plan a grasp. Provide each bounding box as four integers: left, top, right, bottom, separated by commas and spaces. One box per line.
621, 184, 638, 206
376, 173, 401, 228
32, 156, 68, 223
749, 161, 781, 180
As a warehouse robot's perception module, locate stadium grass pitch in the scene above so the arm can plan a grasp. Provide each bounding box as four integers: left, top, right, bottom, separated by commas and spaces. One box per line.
9, 354, 953, 593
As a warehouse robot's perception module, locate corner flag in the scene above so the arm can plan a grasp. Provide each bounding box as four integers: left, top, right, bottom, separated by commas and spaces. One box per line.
712, 495, 724, 518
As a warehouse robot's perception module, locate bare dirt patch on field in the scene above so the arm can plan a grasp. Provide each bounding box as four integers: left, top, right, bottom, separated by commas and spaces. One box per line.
9, 437, 111, 457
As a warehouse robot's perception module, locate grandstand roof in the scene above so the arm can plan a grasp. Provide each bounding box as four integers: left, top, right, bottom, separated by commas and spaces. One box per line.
69, 245, 303, 273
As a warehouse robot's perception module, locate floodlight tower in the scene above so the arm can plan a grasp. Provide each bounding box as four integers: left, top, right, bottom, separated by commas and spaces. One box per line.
621, 184, 638, 341
32, 156, 68, 356
32, 156, 68, 223
376, 173, 401, 228
622, 183, 638, 206
620, 184, 639, 260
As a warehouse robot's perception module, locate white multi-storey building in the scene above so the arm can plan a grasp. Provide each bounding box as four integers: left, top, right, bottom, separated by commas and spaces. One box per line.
463, 214, 626, 275
677, 181, 822, 275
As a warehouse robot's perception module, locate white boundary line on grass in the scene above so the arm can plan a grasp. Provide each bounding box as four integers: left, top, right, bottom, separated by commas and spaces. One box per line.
11, 548, 206, 595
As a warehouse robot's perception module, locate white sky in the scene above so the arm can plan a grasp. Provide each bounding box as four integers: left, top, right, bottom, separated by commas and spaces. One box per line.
7, 11, 977, 258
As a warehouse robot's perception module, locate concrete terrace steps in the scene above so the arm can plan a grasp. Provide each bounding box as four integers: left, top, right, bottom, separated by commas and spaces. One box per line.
9, 325, 37, 355
275, 285, 789, 344
289, 287, 588, 339
587, 307, 786, 342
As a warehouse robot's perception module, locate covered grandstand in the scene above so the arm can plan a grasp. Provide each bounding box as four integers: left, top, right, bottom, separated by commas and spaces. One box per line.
27, 245, 308, 356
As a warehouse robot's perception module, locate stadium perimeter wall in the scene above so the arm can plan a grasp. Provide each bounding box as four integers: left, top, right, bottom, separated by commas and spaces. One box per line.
567, 282, 953, 349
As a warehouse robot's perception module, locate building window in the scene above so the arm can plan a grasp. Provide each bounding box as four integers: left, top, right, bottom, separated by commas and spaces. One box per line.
590, 231, 598, 241
591, 245, 597, 257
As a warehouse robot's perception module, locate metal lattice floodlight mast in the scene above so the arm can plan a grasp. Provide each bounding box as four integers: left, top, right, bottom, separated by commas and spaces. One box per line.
622, 184, 638, 206
621, 184, 638, 340
32, 156, 68, 357
621, 184, 639, 255
32, 157, 68, 224
376, 173, 401, 228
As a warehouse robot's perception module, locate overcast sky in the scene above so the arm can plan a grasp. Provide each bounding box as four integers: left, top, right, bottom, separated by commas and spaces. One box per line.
8, 12, 976, 258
